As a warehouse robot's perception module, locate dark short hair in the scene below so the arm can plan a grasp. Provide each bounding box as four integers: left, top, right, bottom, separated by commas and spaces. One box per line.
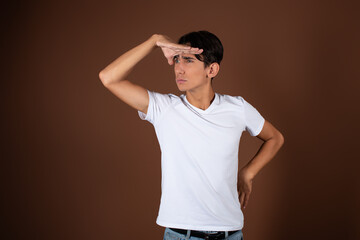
178, 31, 224, 68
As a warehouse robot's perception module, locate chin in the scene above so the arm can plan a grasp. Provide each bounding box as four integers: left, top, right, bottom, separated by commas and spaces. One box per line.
177, 86, 187, 91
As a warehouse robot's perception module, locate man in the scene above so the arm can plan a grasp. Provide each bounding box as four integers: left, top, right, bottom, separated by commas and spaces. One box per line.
99, 31, 284, 240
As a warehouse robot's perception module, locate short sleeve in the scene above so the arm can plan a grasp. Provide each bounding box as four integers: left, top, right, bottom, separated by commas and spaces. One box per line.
137, 89, 172, 125
236, 96, 265, 136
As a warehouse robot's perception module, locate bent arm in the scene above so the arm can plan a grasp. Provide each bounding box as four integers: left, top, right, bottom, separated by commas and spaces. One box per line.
240, 120, 285, 180
99, 35, 161, 113
98, 34, 202, 114
237, 120, 284, 209
99, 34, 158, 85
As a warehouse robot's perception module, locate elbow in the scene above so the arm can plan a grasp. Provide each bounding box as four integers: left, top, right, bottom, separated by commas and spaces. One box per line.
277, 132, 285, 146
268, 131, 284, 147
99, 71, 125, 86
99, 71, 110, 86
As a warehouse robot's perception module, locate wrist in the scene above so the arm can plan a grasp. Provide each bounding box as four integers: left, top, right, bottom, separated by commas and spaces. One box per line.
150, 34, 162, 47
240, 166, 256, 180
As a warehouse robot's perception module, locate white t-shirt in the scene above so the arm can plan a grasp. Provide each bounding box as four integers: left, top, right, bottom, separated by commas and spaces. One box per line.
137, 90, 265, 231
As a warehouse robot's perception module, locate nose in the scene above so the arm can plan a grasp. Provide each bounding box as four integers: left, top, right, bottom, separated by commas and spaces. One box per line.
175, 61, 185, 75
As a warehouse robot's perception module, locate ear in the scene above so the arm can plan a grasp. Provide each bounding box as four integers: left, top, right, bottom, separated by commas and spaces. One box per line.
206, 63, 220, 79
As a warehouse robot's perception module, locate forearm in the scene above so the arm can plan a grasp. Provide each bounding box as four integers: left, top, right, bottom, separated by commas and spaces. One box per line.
241, 136, 284, 179
99, 34, 159, 85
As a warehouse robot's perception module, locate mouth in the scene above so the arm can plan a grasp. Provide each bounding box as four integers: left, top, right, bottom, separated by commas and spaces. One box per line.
176, 79, 187, 84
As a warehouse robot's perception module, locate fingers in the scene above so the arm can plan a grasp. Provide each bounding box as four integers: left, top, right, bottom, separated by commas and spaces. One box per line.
239, 190, 251, 209
158, 42, 203, 54
243, 192, 250, 209
184, 48, 203, 55
239, 192, 245, 208
170, 48, 203, 58
168, 58, 174, 65
158, 41, 203, 65
173, 47, 203, 55
171, 45, 202, 52
157, 42, 191, 50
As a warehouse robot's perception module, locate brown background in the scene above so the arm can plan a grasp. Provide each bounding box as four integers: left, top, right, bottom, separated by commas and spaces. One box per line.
2, 0, 359, 239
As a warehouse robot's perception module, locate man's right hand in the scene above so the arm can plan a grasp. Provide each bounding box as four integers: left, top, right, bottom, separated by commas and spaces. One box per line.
153, 34, 203, 65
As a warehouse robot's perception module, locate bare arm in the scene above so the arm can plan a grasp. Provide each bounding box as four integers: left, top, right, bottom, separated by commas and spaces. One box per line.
99, 34, 202, 114
98, 34, 158, 114
99, 35, 158, 85
238, 120, 285, 209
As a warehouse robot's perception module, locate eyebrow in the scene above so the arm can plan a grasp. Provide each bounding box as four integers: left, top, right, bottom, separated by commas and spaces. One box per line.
173, 55, 196, 60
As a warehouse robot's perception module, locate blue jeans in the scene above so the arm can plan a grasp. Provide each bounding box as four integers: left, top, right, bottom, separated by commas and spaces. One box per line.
163, 227, 244, 240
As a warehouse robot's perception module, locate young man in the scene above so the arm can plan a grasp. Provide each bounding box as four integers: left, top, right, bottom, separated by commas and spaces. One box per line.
99, 31, 284, 240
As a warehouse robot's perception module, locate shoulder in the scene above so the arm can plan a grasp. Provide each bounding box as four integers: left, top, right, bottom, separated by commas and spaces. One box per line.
147, 90, 182, 105
217, 93, 263, 114
218, 93, 246, 107
148, 90, 179, 99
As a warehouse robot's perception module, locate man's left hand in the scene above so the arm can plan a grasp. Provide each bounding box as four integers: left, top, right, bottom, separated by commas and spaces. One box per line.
237, 168, 254, 210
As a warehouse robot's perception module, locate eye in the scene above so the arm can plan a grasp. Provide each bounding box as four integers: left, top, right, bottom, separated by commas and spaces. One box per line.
186, 59, 193, 63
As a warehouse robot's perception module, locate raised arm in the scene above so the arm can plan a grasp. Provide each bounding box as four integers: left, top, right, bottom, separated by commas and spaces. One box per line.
99, 34, 202, 114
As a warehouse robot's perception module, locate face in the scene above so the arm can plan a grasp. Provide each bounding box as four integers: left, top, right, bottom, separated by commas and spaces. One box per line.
174, 54, 210, 92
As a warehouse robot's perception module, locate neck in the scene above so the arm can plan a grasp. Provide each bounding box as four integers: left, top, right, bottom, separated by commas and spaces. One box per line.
185, 85, 215, 111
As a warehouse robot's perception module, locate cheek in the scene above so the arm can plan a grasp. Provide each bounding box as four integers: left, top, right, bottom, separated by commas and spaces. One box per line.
189, 64, 206, 75
193, 68, 207, 79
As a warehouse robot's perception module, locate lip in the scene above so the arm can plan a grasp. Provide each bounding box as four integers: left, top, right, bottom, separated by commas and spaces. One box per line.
176, 79, 187, 83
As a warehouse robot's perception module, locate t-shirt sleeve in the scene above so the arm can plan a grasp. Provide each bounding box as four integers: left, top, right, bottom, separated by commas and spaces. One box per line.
236, 96, 265, 136
137, 89, 172, 125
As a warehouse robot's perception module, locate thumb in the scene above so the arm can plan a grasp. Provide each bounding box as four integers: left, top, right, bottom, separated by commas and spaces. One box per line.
168, 58, 173, 65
